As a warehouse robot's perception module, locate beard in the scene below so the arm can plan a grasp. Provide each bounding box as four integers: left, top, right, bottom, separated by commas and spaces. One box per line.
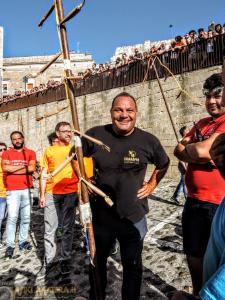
13, 142, 24, 150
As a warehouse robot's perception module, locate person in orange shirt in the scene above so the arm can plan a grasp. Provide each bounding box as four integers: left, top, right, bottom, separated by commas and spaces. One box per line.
0, 142, 7, 247
39, 121, 79, 275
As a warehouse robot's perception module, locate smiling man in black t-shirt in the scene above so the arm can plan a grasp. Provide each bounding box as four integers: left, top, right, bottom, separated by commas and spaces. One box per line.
83, 92, 169, 300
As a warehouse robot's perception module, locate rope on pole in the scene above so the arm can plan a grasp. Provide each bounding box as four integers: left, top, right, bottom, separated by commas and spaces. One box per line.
152, 60, 180, 142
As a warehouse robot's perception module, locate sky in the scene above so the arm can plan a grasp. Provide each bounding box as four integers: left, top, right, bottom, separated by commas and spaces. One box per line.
1, 0, 225, 63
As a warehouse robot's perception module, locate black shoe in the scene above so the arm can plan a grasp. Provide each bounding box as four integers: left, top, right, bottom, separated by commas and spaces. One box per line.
60, 261, 71, 275
5, 246, 14, 259
19, 241, 32, 251
170, 196, 180, 205
38, 261, 59, 278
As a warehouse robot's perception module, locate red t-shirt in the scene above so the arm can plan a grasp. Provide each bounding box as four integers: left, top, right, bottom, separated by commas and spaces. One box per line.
2, 147, 36, 191
185, 114, 225, 204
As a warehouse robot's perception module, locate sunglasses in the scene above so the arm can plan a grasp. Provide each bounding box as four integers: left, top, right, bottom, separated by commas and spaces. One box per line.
0, 148, 6, 152
202, 86, 223, 96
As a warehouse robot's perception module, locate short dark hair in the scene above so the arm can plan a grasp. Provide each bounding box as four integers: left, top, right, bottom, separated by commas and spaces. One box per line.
215, 23, 222, 29
111, 92, 137, 111
175, 35, 182, 42
189, 30, 196, 35
47, 132, 58, 145
55, 122, 71, 132
198, 28, 204, 33
179, 126, 187, 137
203, 73, 223, 91
10, 131, 24, 140
0, 142, 7, 148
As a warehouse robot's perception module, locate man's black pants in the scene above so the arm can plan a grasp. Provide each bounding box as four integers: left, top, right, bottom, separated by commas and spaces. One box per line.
89, 206, 146, 300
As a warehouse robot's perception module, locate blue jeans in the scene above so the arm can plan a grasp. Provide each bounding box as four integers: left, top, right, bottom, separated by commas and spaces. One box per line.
0, 197, 7, 241
172, 174, 187, 199
44, 192, 78, 264
6, 189, 31, 248
200, 197, 225, 299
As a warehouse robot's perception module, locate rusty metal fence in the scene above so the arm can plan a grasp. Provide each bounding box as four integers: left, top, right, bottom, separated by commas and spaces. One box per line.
0, 34, 224, 112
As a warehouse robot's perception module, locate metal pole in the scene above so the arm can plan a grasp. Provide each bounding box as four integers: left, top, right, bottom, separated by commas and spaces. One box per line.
153, 62, 179, 142
54, 1, 102, 299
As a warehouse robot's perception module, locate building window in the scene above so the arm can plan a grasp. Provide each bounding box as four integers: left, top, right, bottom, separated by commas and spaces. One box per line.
27, 83, 34, 90
26, 78, 35, 91
2, 82, 9, 95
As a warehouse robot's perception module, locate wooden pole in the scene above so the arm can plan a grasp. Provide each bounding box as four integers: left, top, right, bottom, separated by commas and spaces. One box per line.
38, 4, 55, 27
153, 62, 180, 142
54, 1, 102, 298
34, 52, 62, 77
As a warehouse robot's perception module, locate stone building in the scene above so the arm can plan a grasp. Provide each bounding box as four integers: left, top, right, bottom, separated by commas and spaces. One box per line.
2, 52, 94, 96
111, 39, 171, 63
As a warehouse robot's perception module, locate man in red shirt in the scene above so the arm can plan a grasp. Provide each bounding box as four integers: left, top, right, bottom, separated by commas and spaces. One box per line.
2, 131, 36, 258
174, 73, 225, 298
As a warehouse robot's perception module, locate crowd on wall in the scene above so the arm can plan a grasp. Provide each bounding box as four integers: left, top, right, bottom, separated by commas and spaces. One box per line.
80, 21, 225, 76
1, 21, 225, 105
0, 80, 62, 105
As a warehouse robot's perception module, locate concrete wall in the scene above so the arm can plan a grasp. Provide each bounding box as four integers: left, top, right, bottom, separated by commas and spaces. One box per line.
0, 65, 222, 177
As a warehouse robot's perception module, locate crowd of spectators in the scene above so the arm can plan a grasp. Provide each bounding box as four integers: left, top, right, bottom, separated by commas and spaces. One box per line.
80, 21, 225, 77
1, 21, 225, 105
0, 80, 62, 105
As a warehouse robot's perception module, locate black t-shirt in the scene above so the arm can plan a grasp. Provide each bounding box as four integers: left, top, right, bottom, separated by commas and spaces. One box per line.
82, 124, 169, 223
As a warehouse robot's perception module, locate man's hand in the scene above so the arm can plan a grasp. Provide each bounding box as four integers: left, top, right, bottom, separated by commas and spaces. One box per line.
86, 178, 96, 194
137, 165, 169, 199
39, 195, 46, 208
42, 173, 52, 180
137, 181, 155, 199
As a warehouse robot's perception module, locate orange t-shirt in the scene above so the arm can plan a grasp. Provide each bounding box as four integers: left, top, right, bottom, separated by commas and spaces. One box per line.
83, 157, 94, 179
40, 144, 78, 194
0, 159, 6, 198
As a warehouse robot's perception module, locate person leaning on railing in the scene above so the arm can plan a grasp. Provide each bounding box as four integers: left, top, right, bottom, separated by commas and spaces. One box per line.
214, 23, 225, 35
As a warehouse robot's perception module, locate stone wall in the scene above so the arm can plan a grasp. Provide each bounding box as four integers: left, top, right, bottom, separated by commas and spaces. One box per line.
0, 65, 222, 177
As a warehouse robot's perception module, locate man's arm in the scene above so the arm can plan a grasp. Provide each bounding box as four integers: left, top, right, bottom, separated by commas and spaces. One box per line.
137, 164, 169, 199
173, 134, 219, 163
174, 136, 198, 163
39, 167, 48, 208
209, 133, 225, 177
2, 159, 36, 174
200, 263, 225, 300
185, 132, 221, 161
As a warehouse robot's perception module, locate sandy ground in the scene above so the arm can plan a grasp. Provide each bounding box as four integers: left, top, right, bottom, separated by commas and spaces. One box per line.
0, 178, 191, 299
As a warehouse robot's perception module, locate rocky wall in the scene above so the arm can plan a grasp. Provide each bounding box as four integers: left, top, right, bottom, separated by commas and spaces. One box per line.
0, 65, 221, 177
